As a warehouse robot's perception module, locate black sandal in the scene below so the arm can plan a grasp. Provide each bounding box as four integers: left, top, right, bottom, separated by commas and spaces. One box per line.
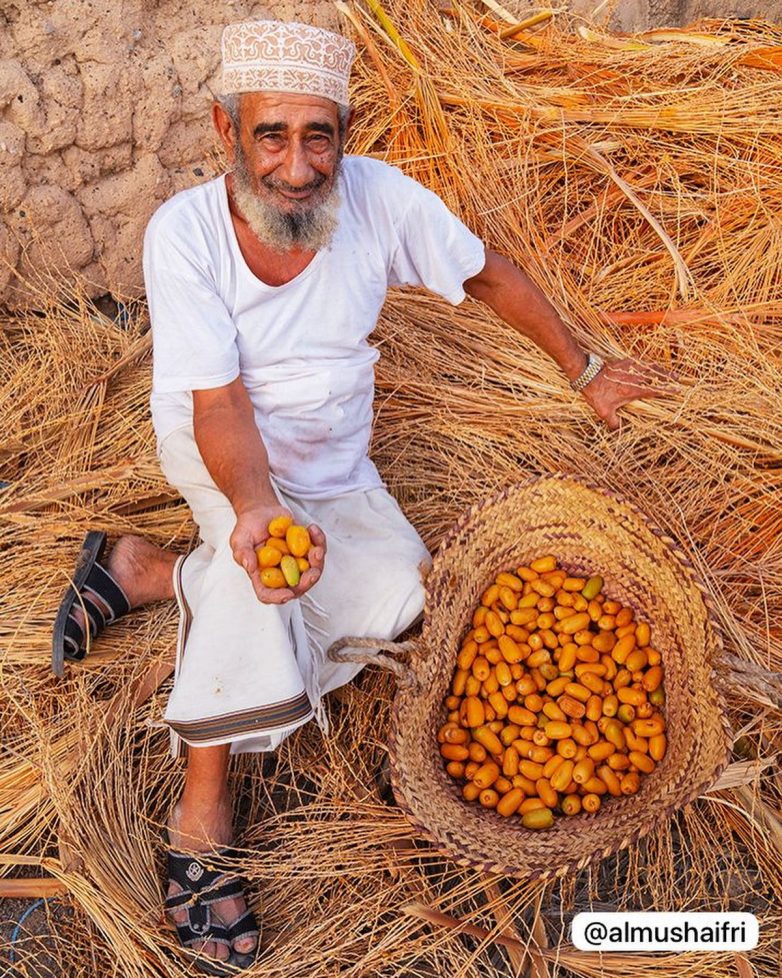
52, 531, 131, 677
375, 753, 397, 807
165, 847, 260, 975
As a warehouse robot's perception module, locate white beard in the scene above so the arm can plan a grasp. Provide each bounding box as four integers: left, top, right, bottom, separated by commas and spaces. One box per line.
232, 143, 342, 254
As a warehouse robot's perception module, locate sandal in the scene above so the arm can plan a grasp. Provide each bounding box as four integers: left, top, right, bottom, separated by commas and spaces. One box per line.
165, 846, 260, 975
375, 753, 397, 807
52, 530, 131, 677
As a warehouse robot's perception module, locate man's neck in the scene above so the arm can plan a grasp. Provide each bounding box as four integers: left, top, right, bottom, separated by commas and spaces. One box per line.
225, 172, 316, 287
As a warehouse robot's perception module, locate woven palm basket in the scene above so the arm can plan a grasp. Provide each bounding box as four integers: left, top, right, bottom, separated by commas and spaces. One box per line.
330, 475, 734, 880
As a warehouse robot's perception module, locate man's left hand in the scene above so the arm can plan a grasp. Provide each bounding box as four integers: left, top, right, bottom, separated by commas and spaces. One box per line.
579, 357, 678, 430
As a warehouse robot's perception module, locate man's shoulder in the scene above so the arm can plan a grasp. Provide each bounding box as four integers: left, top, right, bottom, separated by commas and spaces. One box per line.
341, 156, 425, 228
343, 154, 415, 190
145, 175, 224, 249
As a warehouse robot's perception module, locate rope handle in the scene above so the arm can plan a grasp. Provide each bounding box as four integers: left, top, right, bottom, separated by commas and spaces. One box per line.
327, 636, 420, 691
721, 654, 782, 711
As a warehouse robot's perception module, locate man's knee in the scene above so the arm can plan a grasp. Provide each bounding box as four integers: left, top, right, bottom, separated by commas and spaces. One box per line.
385, 555, 427, 634
418, 556, 432, 587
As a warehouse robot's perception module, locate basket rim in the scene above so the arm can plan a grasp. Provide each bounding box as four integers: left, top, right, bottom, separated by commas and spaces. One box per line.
387, 473, 734, 881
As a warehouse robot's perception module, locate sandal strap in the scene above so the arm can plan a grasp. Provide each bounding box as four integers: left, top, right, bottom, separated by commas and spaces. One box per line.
80, 594, 107, 638
83, 562, 131, 622
168, 851, 225, 893
174, 912, 232, 948
165, 889, 195, 912
63, 594, 105, 659
165, 877, 246, 910
227, 908, 259, 943
200, 877, 246, 905
59, 560, 131, 663
63, 616, 86, 661
200, 851, 251, 907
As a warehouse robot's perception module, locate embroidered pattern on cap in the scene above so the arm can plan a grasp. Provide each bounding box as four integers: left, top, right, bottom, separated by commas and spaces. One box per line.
221, 20, 355, 104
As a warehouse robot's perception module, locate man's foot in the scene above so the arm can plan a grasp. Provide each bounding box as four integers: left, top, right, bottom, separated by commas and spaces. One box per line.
68, 534, 177, 646
166, 799, 259, 967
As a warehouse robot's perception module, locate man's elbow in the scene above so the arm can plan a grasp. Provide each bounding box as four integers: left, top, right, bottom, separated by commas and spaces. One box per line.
464, 248, 507, 302
193, 377, 250, 425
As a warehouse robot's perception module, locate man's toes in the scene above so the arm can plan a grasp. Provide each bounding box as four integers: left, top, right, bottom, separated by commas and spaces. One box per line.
214, 893, 257, 958
192, 940, 230, 963
168, 889, 230, 963
232, 935, 257, 955
205, 941, 231, 962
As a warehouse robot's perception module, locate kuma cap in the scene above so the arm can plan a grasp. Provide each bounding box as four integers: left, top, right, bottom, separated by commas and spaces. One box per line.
221, 20, 356, 105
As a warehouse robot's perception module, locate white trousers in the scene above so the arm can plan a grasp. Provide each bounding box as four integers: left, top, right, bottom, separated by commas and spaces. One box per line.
157, 425, 430, 756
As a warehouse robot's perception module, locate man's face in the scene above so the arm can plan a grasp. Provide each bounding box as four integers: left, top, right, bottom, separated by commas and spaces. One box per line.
217, 91, 345, 253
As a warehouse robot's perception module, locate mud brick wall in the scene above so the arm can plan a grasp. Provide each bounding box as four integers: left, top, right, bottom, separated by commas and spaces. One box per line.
0, 0, 340, 308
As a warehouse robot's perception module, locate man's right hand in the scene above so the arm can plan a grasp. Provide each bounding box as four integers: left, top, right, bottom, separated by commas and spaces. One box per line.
230, 505, 327, 605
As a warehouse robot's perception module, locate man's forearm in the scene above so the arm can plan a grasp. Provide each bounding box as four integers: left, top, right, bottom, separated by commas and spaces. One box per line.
464, 250, 587, 383
193, 385, 278, 515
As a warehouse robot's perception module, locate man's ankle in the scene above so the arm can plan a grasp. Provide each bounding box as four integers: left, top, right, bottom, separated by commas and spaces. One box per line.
169, 795, 233, 849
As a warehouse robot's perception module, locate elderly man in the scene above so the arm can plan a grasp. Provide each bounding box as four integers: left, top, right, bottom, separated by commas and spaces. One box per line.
52, 18, 668, 974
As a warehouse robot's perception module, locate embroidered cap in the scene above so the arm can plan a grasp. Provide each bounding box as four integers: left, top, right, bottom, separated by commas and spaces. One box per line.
221, 20, 355, 105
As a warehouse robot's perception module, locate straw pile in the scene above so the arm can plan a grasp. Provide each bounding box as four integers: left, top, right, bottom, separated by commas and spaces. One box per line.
2, 2, 781, 976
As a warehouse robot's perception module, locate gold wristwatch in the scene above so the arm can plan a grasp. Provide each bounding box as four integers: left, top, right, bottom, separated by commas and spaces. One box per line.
570, 353, 605, 392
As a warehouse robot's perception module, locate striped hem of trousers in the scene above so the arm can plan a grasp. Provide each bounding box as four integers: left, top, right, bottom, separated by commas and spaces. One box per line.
166, 689, 314, 744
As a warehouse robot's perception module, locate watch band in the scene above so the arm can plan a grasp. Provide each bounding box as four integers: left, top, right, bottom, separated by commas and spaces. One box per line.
570, 353, 605, 392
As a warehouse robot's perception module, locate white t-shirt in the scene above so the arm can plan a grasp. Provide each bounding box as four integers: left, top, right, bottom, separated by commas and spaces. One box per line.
144, 155, 486, 499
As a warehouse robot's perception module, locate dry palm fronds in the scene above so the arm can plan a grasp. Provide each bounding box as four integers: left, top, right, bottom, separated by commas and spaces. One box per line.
2, 2, 782, 977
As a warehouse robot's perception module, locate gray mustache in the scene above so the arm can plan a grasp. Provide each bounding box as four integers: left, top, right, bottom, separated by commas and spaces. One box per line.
261, 175, 327, 194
